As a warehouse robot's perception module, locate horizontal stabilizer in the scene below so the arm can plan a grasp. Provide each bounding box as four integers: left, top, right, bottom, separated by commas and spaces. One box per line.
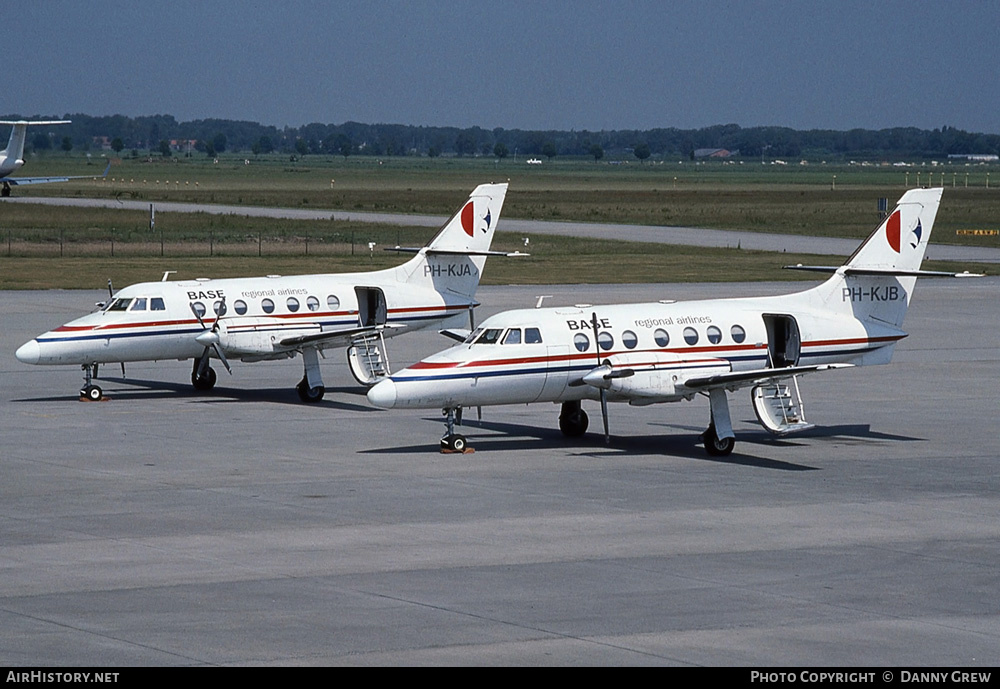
4, 161, 111, 187
386, 246, 528, 257
439, 328, 471, 342
784, 264, 984, 278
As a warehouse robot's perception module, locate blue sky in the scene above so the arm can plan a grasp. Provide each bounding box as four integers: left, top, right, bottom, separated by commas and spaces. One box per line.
6, 0, 999, 133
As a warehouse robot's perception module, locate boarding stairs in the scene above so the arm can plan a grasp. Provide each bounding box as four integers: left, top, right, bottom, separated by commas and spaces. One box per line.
347, 331, 390, 386
751, 377, 815, 436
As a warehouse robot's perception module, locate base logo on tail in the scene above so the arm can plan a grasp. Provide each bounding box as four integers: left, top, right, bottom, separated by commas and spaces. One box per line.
886, 211, 923, 253
461, 202, 492, 237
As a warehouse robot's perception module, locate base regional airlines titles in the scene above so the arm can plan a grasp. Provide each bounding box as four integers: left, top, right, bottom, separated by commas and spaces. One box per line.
750, 671, 992, 683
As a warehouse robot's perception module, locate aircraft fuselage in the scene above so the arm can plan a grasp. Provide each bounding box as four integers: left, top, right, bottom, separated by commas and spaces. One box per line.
369, 289, 907, 411
16, 270, 473, 367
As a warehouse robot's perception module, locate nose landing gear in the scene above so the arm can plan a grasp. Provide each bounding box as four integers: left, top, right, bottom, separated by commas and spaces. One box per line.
80, 364, 104, 401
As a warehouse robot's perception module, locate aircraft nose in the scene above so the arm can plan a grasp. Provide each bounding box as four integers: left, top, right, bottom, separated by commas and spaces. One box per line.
15, 340, 40, 365
367, 378, 397, 409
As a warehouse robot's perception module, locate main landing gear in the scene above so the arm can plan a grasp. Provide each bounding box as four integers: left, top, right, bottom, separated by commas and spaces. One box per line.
559, 401, 589, 437
441, 407, 470, 453
80, 364, 103, 401
191, 358, 218, 391
296, 348, 325, 403
701, 388, 736, 456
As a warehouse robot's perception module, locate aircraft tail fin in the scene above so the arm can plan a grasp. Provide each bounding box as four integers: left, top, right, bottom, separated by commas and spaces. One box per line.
844, 187, 942, 273
805, 188, 944, 330
399, 182, 508, 298
0, 120, 71, 161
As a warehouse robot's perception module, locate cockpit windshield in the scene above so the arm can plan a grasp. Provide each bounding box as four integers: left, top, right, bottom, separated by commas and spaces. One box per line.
473, 328, 504, 345
104, 296, 166, 313
105, 298, 132, 312
465, 326, 543, 345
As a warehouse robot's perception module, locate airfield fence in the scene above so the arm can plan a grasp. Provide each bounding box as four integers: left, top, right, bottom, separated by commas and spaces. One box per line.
2, 228, 394, 259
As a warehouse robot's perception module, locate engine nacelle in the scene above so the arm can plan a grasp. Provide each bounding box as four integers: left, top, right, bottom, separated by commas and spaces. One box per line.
216, 318, 322, 357
600, 351, 682, 402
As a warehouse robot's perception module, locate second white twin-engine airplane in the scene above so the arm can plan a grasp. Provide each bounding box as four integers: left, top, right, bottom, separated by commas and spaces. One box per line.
368, 188, 977, 455
16, 183, 510, 401
0, 120, 108, 196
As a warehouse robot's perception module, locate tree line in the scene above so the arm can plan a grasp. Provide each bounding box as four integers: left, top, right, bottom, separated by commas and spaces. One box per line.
6, 112, 999, 161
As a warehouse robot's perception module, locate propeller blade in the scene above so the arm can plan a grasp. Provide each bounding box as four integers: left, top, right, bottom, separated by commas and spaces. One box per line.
189, 301, 208, 330
212, 343, 232, 374
591, 312, 611, 443
600, 389, 610, 444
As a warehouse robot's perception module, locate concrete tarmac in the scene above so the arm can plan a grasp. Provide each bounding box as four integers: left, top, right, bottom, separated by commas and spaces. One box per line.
1, 279, 998, 666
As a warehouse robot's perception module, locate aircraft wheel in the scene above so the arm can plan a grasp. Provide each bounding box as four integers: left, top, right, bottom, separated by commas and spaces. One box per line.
441, 434, 467, 452
192, 366, 217, 391
297, 379, 325, 403
81, 384, 103, 401
703, 425, 735, 456
559, 402, 589, 437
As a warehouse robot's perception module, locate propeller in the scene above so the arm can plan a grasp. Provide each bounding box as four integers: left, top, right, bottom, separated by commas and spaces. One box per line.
190, 300, 232, 374
591, 312, 610, 444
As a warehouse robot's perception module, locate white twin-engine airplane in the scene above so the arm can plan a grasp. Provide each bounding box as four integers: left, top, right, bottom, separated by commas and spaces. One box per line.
0, 120, 108, 196
369, 188, 977, 455
16, 183, 510, 401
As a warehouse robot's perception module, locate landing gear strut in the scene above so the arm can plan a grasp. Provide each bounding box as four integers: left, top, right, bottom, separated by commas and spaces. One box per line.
297, 348, 325, 403
441, 407, 468, 452
702, 388, 736, 456
80, 364, 102, 401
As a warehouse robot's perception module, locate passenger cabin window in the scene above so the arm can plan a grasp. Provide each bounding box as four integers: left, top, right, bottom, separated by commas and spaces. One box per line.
598, 331, 614, 351
213, 300, 227, 316
573, 333, 590, 352
130, 298, 147, 311
151, 297, 166, 311
707, 325, 722, 344
327, 295, 340, 311
654, 329, 670, 347
502, 329, 521, 345
525, 328, 542, 344
307, 296, 320, 312
622, 330, 638, 349
287, 297, 300, 312
731, 325, 746, 343
683, 327, 699, 345
191, 302, 207, 318
261, 298, 275, 314
234, 300, 248, 315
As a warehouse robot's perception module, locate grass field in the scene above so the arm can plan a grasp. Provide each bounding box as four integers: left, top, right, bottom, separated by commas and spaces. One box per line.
2, 153, 997, 288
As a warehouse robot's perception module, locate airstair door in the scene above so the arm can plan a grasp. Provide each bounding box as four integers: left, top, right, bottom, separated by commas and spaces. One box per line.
355, 286, 387, 327
762, 314, 801, 368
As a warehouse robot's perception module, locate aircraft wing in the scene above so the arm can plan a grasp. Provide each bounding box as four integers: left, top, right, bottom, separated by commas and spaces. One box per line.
4, 161, 111, 186
682, 363, 853, 391
278, 323, 403, 348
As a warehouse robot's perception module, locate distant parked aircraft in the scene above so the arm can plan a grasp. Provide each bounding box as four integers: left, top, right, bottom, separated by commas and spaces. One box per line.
0, 120, 108, 196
